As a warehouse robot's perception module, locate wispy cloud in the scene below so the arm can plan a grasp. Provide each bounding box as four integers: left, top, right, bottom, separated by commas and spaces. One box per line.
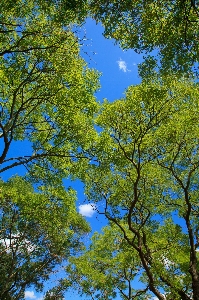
117, 59, 130, 72
79, 203, 96, 217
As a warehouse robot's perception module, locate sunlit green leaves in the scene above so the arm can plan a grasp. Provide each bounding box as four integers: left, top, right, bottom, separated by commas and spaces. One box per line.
0, 176, 90, 299
0, 3, 100, 178
65, 224, 148, 299
74, 78, 199, 299
0, 2, 99, 298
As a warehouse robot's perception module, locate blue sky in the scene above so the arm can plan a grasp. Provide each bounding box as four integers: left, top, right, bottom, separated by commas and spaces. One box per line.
4, 18, 145, 300
73, 17, 143, 234
80, 18, 142, 102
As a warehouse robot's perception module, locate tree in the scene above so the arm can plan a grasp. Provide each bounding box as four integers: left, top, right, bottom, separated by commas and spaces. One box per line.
65, 224, 149, 299
0, 3, 100, 177
72, 77, 199, 299
0, 176, 90, 299
0, 0, 88, 29
0, 1, 99, 297
89, 0, 199, 76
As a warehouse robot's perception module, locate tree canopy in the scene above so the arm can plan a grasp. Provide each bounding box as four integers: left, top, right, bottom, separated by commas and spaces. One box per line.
0, 176, 89, 300
69, 78, 199, 300
1, 1, 199, 299
65, 224, 148, 299
0, 1, 99, 176
0, 0, 99, 297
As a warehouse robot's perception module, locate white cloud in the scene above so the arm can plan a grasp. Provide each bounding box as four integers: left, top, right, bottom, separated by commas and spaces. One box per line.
117, 59, 130, 72
79, 203, 96, 217
25, 291, 43, 300
25, 291, 37, 299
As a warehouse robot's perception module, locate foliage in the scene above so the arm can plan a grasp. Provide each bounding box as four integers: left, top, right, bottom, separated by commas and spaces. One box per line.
0, 176, 90, 300
89, 0, 199, 76
0, 1, 99, 298
1, 1, 199, 299
72, 78, 199, 299
0, 0, 100, 181
1, 0, 88, 27
65, 224, 149, 299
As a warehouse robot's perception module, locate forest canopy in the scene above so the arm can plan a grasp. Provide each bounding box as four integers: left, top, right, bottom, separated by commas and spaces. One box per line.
0, 1, 199, 300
